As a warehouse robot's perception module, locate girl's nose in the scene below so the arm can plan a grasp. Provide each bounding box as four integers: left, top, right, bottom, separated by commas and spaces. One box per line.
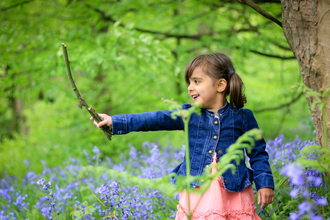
187, 84, 193, 91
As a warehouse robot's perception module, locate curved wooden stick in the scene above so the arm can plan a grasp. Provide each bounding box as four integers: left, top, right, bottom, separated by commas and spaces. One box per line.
62, 43, 112, 141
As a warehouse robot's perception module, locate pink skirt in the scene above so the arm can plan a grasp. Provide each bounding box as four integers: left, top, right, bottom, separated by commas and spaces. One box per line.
175, 153, 261, 220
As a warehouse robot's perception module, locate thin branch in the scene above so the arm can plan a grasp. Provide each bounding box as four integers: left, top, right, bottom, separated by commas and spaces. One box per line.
186, 45, 295, 60
117, 0, 174, 16
272, 105, 290, 140
249, 49, 295, 60
62, 43, 112, 141
272, 42, 292, 51
134, 27, 204, 40
254, 92, 304, 113
0, 68, 41, 78
239, 0, 282, 28
87, 3, 205, 39
0, 0, 34, 12
87, 4, 261, 40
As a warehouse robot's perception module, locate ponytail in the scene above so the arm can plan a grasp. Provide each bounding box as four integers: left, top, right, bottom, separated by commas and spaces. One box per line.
227, 72, 246, 109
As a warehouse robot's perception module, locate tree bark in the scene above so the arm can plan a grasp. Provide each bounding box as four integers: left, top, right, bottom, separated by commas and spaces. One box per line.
281, 0, 330, 149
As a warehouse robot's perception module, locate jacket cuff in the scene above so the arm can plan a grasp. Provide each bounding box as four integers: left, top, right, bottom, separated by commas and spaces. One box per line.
111, 114, 127, 135
254, 173, 275, 191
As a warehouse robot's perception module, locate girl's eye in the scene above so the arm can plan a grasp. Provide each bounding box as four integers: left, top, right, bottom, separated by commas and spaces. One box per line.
195, 80, 200, 84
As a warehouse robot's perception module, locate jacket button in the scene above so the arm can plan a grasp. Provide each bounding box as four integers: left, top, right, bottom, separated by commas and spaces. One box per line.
213, 136, 217, 140
224, 179, 228, 183
206, 165, 209, 168
201, 179, 204, 183
218, 150, 222, 154
214, 121, 218, 125
208, 150, 212, 154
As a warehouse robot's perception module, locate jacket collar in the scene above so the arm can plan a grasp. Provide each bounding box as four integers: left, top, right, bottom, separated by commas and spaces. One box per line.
203, 101, 231, 117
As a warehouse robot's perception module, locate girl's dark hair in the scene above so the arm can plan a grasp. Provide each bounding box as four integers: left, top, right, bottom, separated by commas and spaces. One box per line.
184, 53, 247, 109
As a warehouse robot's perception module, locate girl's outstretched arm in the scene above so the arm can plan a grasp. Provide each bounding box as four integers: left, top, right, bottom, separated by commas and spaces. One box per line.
110, 110, 185, 134
90, 104, 190, 134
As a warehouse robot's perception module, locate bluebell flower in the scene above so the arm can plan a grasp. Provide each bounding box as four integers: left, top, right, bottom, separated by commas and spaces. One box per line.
289, 212, 301, 220
289, 188, 300, 198
42, 167, 52, 176
302, 188, 309, 198
313, 177, 322, 187
281, 164, 304, 186
298, 201, 316, 215
37, 178, 45, 185
316, 197, 327, 206
92, 146, 101, 154
310, 212, 323, 220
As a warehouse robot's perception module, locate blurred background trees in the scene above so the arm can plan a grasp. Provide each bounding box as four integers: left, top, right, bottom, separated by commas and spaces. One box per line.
0, 0, 313, 177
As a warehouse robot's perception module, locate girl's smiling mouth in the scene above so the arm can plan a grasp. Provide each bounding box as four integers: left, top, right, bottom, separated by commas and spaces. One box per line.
191, 95, 200, 101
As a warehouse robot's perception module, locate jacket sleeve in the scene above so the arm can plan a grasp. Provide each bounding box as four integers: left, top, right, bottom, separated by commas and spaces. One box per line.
110, 104, 190, 135
242, 109, 275, 191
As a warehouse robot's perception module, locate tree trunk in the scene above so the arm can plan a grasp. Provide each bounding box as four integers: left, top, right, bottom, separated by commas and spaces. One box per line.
281, 0, 330, 149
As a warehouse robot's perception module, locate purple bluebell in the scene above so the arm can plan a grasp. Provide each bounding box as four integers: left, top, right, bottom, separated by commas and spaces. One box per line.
280, 164, 304, 186
289, 188, 300, 198
92, 146, 101, 154
316, 197, 327, 206
310, 212, 323, 220
289, 212, 301, 220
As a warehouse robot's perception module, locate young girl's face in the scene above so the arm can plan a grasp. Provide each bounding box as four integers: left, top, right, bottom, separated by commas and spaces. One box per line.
188, 66, 225, 114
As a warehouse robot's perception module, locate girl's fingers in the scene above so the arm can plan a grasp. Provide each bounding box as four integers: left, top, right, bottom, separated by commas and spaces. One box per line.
260, 195, 273, 209
90, 113, 111, 129
93, 121, 100, 128
97, 121, 105, 128
98, 113, 106, 119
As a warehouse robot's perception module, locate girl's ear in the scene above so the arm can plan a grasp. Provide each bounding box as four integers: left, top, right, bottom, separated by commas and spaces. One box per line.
216, 79, 227, 93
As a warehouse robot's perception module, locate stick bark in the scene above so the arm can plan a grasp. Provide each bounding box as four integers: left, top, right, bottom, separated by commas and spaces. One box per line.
62, 43, 112, 141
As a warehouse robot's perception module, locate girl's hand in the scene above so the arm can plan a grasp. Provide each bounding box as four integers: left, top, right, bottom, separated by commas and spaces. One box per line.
90, 113, 112, 129
257, 187, 274, 209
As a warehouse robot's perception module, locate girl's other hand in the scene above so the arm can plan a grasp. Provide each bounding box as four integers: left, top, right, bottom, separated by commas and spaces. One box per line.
90, 113, 112, 129
257, 187, 274, 209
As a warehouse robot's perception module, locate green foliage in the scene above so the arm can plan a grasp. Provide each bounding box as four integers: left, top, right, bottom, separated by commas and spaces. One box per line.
70, 201, 96, 220
297, 145, 330, 173
0, 0, 313, 180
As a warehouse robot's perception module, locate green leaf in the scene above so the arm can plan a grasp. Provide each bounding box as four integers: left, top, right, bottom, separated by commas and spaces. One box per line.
85, 207, 96, 215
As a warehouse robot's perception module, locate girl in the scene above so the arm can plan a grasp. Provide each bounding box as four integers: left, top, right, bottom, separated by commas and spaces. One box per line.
91, 53, 274, 219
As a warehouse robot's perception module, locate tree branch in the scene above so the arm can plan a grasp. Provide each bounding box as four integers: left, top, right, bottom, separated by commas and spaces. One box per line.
249, 49, 295, 60
87, 4, 262, 40
239, 0, 282, 28
272, 104, 290, 139
185, 44, 295, 60
87, 3, 205, 39
0, 0, 34, 12
62, 43, 112, 141
269, 41, 292, 51
254, 91, 304, 113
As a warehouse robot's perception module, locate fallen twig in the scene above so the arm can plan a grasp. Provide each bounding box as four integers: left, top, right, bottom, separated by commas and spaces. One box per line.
62, 43, 112, 141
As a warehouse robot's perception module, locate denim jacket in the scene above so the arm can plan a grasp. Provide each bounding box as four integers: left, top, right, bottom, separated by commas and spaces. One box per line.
111, 102, 274, 193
